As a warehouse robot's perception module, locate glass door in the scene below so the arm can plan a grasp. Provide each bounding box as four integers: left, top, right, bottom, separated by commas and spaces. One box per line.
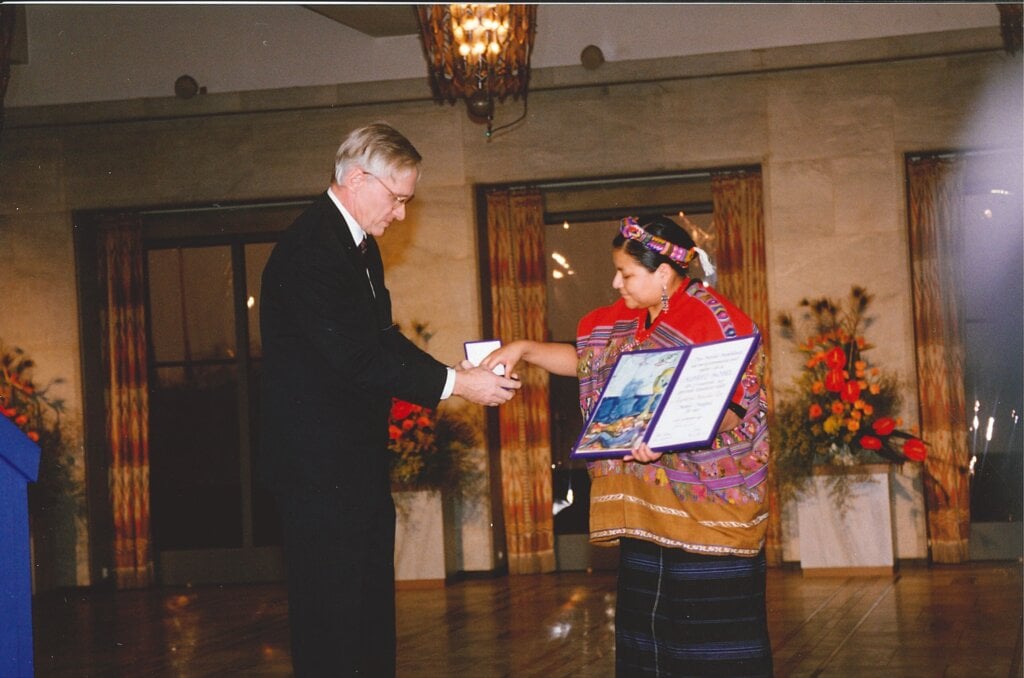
962, 151, 1023, 560
146, 239, 280, 584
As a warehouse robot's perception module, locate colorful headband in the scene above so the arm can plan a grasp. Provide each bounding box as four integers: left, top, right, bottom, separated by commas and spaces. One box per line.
619, 216, 716, 276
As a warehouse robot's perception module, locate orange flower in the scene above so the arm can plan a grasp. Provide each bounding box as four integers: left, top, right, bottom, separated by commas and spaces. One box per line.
811, 381, 825, 394
869, 383, 881, 395
390, 399, 415, 420
903, 438, 927, 461
840, 379, 861, 403
872, 417, 896, 436
808, 403, 823, 420
859, 435, 882, 451
846, 419, 860, 432
825, 347, 847, 370
27, 431, 39, 442
831, 400, 846, 416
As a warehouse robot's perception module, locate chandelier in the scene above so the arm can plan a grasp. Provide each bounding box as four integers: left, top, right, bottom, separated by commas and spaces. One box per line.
417, 4, 537, 137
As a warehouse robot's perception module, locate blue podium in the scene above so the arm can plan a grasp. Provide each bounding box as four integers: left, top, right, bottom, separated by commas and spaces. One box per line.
0, 416, 40, 678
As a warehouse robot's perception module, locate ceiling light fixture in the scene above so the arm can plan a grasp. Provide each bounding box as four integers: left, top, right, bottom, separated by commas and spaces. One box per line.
416, 4, 537, 139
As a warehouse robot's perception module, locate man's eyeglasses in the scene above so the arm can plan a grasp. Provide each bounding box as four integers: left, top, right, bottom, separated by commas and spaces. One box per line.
365, 172, 413, 207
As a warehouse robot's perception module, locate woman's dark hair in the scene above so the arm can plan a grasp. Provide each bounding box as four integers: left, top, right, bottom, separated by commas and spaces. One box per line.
612, 215, 696, 276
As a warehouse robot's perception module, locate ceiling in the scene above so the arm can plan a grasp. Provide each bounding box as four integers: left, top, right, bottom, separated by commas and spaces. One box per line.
303, 5, 421, 38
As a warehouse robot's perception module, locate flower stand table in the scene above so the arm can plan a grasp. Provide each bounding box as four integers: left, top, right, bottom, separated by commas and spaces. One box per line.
796, 464, 896, 577
393, 489, 454, 588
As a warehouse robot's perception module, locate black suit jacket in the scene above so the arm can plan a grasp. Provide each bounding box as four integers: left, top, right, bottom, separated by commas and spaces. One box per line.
258, 192, 448, 501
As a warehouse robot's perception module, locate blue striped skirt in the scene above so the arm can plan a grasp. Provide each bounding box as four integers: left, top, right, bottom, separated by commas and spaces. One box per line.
616, 538, 773, 677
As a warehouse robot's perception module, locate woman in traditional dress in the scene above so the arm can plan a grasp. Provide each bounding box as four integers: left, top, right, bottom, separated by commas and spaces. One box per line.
482, 215, 773, 677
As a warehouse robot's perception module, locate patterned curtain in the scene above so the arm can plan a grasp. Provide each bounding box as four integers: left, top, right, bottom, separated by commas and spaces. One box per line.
906, 156, 971, 563
0, 5, 15, 135
97, 216, 154, 588
486, 188, 556, 574
710, 170, 783, 566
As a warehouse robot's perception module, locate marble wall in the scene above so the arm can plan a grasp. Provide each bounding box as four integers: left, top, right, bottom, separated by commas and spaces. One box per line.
2, 29, 1020, 586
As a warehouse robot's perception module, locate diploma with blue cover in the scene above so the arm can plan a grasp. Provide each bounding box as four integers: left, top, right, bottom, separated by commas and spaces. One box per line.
571, 333, 759, 460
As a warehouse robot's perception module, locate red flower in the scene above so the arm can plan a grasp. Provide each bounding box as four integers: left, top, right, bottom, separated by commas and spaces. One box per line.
416, 416, 432, 429
872, 417, 896, 436
859, 435, 882, 451
14, 414, 28, 426
824, 369, 845, 392
390, 399, 415, 420
27, 431, 39, 442
401, 419, 415, 431
840, 380, 861, 403
903, 438, 927, 461
808, 403, 823, 420
825, 346, 847, 370
388, 425, 402, 441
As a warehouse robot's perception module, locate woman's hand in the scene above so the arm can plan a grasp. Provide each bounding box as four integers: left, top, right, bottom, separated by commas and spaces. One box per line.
480, 340, 531, 379
480, 340, 578, 378
624, 442, 663, 464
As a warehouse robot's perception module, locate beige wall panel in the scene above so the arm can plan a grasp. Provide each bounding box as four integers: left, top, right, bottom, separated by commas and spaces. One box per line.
765, 158, 835, 240
0, 131, 66, 214
461, 83, 676, 184
60, 117, 259, 209
380, 184, 480, 367
767, 65, 896, 162
657, 74, 770, 166
250, 108, 363, 199
831, 154, 901, 236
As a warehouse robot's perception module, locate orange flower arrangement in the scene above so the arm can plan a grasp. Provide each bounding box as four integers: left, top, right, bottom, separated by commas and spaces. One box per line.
1, 342, 60, 444
385, 322, 482, 493
775, 287, 927, 505
388, 397, 482, 493
1, 340, 80, 516
388, 398, 437, 487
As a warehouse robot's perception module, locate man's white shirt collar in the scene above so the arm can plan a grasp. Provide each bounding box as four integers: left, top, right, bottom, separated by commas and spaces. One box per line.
326, 188, 367, 247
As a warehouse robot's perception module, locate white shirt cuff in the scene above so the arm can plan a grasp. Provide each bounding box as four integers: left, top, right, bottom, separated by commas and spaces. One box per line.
441, 367, 456, 400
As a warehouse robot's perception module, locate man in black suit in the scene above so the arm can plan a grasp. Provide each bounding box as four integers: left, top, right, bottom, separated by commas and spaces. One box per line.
259, 122, 520, 676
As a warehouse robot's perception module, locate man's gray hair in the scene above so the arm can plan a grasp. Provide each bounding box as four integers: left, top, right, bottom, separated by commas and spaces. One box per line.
333, 122, 422, 185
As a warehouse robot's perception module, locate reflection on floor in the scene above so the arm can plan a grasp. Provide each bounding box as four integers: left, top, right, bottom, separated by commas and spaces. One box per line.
33, 561, 1022, 677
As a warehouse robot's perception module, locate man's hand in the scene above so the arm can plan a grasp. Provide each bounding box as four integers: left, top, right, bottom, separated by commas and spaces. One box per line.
451, 366, 522, 407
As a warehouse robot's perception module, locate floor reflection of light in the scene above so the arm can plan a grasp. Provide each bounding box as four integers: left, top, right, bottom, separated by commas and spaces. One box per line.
548, 621, 572, 640
163, 592, 200, 672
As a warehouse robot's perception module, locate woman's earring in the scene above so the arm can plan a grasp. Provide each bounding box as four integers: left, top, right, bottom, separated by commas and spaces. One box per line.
661, 285, 670, 312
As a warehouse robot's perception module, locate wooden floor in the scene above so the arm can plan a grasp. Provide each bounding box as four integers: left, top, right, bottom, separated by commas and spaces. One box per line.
33, 561, 1022, 677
